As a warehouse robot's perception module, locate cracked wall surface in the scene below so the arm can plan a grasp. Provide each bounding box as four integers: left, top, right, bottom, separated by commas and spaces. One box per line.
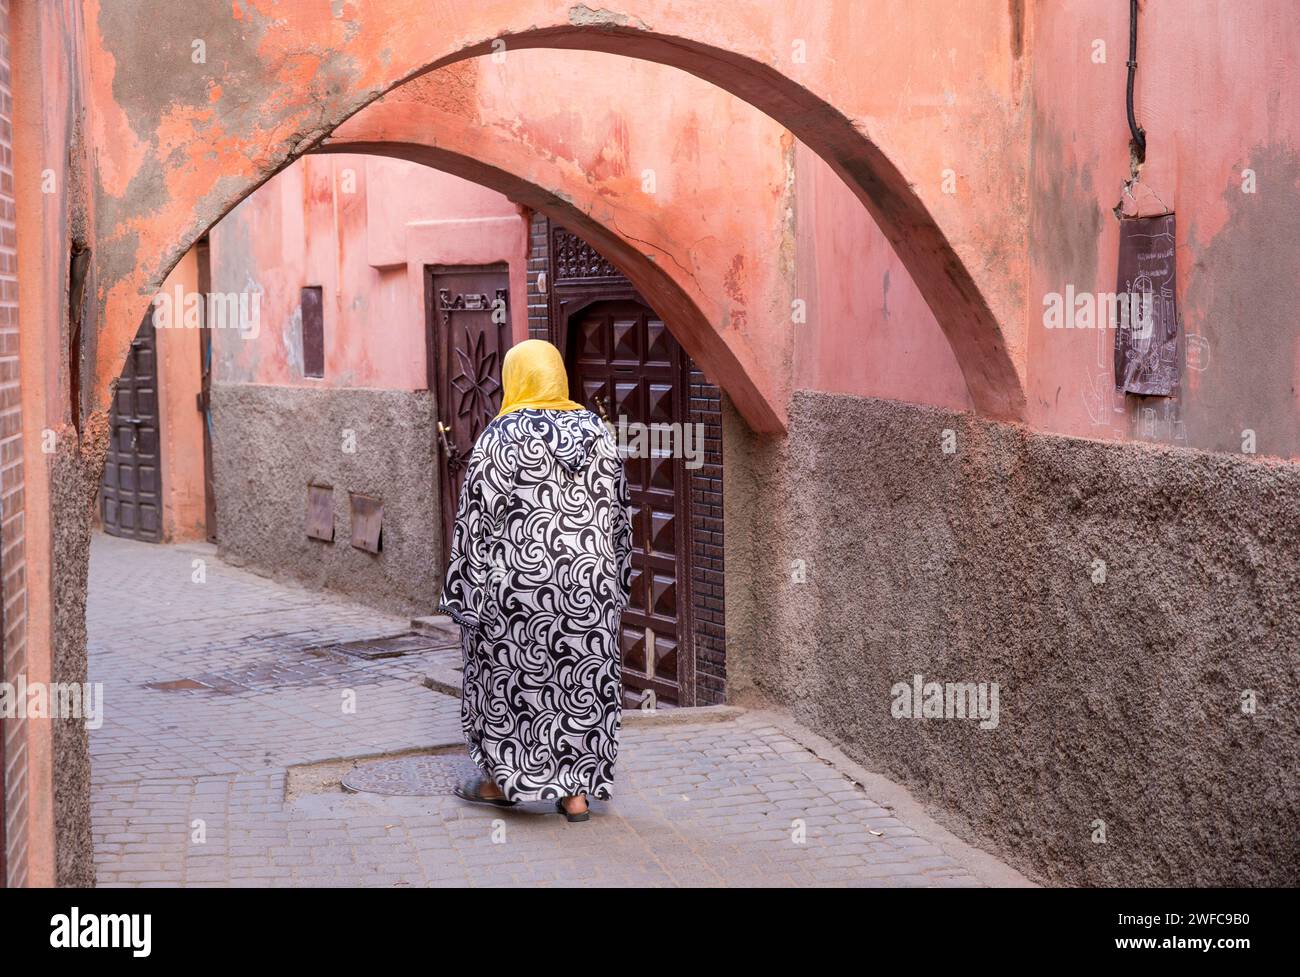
82, 0, 1035, 432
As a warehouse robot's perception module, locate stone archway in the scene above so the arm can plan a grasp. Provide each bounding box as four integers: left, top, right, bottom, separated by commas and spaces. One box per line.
317, 112, 783, 432
85, 0, 1030, 433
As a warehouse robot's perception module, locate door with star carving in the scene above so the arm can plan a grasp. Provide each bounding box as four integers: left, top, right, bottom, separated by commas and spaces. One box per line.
425, 265, 513, 569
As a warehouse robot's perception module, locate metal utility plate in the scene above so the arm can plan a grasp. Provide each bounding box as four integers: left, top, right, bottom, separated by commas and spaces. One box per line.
341, 754, 481, 796
306, 630, 458, 661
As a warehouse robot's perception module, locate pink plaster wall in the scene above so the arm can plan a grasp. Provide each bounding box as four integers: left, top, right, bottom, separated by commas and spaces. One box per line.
81, 0, 1034, 431
469, 49, 973, 411
139, 5, 1300, 456
792, 142, 973, 412
9, 0, 85, 887
1026, 1, 1300, 458
209, 154, 528, 390
153, 250, 206, 541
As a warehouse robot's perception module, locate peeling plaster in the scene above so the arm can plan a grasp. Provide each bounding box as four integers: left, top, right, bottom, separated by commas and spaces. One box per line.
84, 1, 1032, 428
568, 5, 651, 31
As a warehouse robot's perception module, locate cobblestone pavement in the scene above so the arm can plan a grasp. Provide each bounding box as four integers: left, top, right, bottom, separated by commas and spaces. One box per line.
88, 533, 1028, 887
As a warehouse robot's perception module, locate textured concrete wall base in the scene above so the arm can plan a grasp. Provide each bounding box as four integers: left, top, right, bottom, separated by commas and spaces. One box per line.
726, 391, 1300, 887
211, 384, 440, 617
50, 436, 102, 888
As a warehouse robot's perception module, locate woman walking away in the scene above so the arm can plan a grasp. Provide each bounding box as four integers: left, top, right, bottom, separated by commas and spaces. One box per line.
440, 339, 632, 822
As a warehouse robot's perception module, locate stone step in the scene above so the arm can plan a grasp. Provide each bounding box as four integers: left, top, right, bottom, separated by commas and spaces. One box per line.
411, 614, 455, 636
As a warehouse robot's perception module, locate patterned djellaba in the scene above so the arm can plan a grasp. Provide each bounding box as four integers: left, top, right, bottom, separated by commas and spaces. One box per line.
440, 408, 633, 801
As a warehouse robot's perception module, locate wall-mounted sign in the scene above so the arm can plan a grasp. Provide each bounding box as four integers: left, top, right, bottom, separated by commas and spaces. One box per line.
1115, 213, 1179, 396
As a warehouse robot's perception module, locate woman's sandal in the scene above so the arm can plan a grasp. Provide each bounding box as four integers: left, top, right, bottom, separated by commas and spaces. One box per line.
453, 779, 516, 808
555, 798, 591, 823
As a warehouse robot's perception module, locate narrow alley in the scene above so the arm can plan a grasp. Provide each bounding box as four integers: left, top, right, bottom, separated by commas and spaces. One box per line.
87, 534, 1027, 888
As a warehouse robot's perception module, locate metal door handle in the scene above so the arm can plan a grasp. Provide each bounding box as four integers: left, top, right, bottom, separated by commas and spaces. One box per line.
124, 416, 144, 451
437, 421, 464, 473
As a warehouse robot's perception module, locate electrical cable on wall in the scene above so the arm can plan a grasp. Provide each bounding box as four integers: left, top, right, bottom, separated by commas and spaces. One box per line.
1126, 0, 1146, 162
1114, 0, 1168, 219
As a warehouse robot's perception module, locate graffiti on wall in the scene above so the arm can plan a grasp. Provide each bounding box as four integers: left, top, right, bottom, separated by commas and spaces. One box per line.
1114, 214, 1179, 396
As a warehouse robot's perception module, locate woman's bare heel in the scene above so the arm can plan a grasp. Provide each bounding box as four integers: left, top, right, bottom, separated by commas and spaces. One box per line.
555, 795, 590, 822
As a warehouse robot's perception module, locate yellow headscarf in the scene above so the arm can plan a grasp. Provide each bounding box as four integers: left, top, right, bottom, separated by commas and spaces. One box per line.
496, 339, 585, 417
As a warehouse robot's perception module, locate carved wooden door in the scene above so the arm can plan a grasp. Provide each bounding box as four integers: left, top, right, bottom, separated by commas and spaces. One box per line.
100, 313, 164, 542
427, 265, 513, 568
566, 300, 688, 706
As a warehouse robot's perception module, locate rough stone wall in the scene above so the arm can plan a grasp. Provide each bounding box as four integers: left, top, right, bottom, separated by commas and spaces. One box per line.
211, 384, 440, 618
726, 390, 1300, 886
49, 436, 101, 888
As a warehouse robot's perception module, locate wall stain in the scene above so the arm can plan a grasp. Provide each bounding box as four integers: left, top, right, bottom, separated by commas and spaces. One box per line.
1180, 144, 1300, 457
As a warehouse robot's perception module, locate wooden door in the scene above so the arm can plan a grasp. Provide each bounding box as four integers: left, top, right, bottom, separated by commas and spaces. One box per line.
566, 299, 689, 706
100, 314, 164, 542
426, 265, 513, 568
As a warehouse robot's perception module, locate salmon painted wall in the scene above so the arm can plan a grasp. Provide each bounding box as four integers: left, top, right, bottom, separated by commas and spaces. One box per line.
10, 0, 87, 887
460, 48, 795, 378
254, 48, 975, 416
789, 0, 1300, 452
152, 250, 206, 541
80, 0, 1036, 431
209, 154, 527, 390
453, 48, 974, 412
132, 4, 1300, 455
1026, 1, 1300, 458
792, 142, 973, 413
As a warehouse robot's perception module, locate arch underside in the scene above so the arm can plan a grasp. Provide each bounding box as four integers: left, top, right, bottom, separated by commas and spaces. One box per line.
318, 137, 785, 433
87, 2, 1029, 432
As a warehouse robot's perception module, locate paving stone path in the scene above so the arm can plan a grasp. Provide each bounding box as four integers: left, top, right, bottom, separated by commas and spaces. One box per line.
88, 533, 1029, 887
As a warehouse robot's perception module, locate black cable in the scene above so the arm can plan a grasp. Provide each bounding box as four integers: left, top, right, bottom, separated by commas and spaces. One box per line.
1126, 0, 1146, 161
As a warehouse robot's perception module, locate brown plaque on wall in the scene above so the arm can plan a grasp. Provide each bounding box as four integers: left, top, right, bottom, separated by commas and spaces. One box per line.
306, 483, 334, 541
301, 285, 325, 378
349, 493, 383, 554
1115, 213, 1179, 396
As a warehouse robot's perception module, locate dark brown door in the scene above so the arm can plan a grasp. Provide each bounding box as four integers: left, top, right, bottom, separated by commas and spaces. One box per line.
100, 314, 164, 542
426, 265, 513, 567
566, 300, 688, 706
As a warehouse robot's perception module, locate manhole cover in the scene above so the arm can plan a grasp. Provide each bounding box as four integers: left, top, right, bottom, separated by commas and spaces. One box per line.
307, 630, 457, 661
144, 678, 213, 692
341, 753, 480, 795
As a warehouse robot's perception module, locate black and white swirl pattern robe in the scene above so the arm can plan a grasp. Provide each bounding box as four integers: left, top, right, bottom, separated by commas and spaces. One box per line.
439, 408, 632, 801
